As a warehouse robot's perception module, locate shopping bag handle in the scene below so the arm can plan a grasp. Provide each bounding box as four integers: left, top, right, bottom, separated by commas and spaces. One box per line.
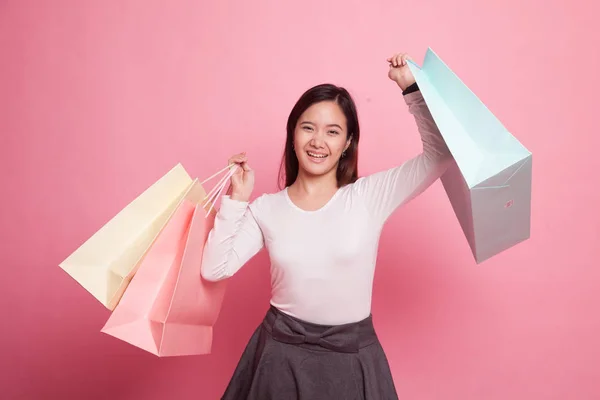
200, 164, 235, 186
200, 164, 239, 216
202, 164, 237, 204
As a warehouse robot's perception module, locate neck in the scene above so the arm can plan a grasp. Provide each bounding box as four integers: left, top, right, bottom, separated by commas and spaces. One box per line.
291, 167, 339, 195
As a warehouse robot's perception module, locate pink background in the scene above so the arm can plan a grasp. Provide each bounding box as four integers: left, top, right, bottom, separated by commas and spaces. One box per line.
1, 0, 598, 399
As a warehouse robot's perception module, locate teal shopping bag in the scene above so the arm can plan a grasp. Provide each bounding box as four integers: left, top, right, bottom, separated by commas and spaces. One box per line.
407, 48, 532, 263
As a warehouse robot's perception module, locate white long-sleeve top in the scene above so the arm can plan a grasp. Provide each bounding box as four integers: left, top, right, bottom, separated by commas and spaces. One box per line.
201, 90, 452, 325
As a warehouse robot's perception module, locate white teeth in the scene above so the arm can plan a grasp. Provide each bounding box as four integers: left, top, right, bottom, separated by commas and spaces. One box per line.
307, 151, 327, 158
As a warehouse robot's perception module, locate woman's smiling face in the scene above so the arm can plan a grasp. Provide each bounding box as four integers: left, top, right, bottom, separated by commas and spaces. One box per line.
293, 100, 352, 179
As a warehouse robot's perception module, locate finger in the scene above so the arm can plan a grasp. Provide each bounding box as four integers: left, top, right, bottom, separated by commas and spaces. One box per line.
396, 53, 404, 66
229, 168, 243, 182
228, 154, 247, 165
240, 161, 252, 172
230, 170, 242, 181
227, 162, 242, 178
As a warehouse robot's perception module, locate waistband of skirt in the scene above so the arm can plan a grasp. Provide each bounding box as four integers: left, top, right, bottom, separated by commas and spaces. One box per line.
261, 305, 378, 353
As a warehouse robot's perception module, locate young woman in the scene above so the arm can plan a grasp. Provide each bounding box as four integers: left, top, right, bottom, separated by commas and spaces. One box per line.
201, 52, 452, 399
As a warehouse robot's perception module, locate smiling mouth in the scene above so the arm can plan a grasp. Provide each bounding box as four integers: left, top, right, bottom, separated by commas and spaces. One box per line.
307, 151, 328, 159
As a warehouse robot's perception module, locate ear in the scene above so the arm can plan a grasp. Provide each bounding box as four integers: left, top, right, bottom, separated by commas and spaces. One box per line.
344, 136, 352, 152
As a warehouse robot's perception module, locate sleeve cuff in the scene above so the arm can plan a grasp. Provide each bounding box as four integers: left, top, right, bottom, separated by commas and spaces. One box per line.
403, 88, 425, 106
218, 195, 249, 219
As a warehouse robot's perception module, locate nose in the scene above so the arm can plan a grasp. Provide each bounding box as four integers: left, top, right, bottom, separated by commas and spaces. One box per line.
310, 129, 326, 148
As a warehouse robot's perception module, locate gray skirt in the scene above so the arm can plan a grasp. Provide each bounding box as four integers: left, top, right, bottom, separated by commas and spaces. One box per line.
221, 305, 399, 400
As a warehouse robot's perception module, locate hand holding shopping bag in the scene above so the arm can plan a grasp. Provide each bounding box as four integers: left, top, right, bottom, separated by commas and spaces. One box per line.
101, 164, 238, 356
226, 151, 254, 201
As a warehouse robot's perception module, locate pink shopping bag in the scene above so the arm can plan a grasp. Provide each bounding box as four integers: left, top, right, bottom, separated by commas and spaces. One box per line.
101, 166, 235, 356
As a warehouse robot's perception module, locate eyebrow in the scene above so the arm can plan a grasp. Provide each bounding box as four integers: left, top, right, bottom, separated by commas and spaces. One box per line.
300, 121, 344, 130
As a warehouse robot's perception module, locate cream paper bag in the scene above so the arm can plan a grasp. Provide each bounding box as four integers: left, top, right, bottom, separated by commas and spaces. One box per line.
59, 163, 194, 309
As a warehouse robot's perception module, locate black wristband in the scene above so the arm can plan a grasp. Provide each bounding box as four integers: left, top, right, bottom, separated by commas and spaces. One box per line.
402, 82, 419, 95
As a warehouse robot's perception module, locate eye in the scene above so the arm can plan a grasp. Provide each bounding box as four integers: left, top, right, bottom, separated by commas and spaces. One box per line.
328, 130, 339, 135
302, 125, 314, 132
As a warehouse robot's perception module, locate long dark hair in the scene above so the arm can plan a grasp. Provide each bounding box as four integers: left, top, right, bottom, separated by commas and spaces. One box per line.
278, 83, 360, 189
